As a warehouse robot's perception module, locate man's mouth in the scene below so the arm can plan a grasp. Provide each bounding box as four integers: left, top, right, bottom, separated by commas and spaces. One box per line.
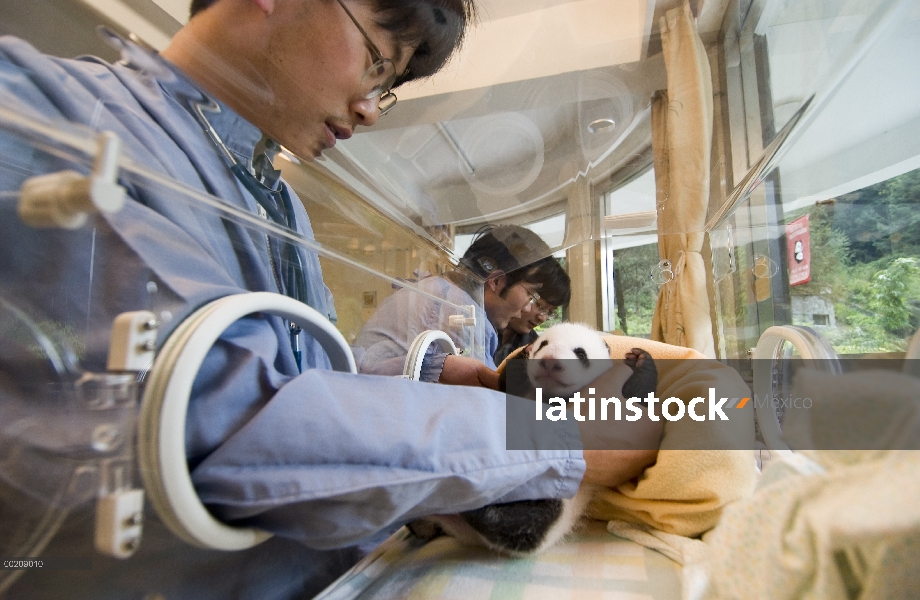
324, 122, 353, 149
322, 124, 337, 149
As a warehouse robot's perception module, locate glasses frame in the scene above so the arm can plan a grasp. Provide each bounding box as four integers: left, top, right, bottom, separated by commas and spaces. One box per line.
517, 283, 558, 318
519, 285, 541, 309
532, 299, 557, 319
335, 0, 399, 116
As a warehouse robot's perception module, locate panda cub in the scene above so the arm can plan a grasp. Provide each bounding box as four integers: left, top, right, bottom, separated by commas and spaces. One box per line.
409, 323, 657, 555
513, 322, 657, 400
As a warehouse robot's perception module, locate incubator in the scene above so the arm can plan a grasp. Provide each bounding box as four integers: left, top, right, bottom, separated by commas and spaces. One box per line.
1, 0, 919, 597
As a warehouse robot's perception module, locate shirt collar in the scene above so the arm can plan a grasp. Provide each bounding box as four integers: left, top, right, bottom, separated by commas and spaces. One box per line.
157, 59, 263, 168
104, 29, 264, 168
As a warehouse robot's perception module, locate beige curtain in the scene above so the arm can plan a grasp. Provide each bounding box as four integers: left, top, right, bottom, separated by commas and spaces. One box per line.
650, 0, 715, 358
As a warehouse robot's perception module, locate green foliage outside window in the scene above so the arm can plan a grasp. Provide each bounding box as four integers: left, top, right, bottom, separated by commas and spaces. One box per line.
791, 168, 920, 354
610, 243, 660, 337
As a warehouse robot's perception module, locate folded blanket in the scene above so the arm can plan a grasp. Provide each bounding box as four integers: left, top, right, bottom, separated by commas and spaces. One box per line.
607, 519, 711, 600
699, 369, 920, 600
701, 452, 920, 599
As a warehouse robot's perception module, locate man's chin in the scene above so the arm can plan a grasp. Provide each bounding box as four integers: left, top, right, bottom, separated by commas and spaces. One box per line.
259, 134, 319, 163
289, 144, 320, 162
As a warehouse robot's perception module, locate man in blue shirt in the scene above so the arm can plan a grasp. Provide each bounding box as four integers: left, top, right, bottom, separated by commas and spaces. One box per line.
0, 0, 662, 597
356, 225, 562, 382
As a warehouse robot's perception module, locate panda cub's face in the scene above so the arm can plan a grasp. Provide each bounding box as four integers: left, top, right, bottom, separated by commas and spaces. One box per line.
524, 323, 612, 396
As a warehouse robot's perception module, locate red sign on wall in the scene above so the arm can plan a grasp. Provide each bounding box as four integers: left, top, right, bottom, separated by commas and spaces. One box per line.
786, 214, 811, 286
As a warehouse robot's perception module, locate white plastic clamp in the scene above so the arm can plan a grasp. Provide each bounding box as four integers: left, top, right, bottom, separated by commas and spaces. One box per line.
107, 311, 158, 372
18, 131, 126, 229
94, 488, 145, 559
448, 305, 476, 329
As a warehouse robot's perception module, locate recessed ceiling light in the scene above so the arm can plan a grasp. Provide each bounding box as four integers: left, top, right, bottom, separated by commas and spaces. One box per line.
588, 118, 616, 133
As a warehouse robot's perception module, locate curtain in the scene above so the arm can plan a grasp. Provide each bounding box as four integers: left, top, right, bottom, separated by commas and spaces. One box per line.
650, 0, 715, 358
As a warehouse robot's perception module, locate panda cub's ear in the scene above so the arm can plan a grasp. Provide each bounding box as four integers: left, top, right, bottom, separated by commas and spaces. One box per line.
522, 342, 536, 359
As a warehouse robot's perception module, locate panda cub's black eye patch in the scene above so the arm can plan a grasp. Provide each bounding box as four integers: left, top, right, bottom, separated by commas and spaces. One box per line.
537, 340, 548, 352
573, 348, 589, 368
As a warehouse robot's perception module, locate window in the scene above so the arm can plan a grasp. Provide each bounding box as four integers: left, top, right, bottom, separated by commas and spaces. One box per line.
712, 0, 920, 358
787, 169, 920, 353
600, 168, 658, 336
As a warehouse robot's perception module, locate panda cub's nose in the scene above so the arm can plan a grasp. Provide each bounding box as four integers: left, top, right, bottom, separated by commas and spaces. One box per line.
539, 358, 564, 373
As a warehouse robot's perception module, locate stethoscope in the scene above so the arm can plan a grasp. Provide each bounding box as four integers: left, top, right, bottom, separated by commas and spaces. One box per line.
188, 96, 308, 371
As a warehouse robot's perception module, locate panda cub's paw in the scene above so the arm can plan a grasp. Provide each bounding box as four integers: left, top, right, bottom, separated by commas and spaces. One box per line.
406, 518, 445, 541
622, 347, 658, 401
407, 485, 597, 556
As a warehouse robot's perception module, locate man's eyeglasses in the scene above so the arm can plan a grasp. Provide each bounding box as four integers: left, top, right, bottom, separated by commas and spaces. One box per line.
533, 301, 557, 319
524, 288, 542, 309
336, 0, 400, 116
520, 286, 557, 318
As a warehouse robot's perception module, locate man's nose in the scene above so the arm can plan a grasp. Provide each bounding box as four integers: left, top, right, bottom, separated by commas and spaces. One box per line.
352, 96, 380, 127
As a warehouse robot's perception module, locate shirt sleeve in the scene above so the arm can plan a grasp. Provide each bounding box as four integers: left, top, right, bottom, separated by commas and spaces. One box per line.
188, 335, 585, 548
419, 349, 448, 382
355, 278, 478, 377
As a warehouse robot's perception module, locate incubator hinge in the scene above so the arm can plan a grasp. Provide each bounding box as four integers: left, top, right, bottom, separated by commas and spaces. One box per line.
108, 311, 159, 372
90, 310, 158, 559
95, 489, 145, 559
17, 131, 126, 229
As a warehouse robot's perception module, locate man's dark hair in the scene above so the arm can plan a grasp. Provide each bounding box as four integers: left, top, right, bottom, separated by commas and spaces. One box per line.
189, 0, 213, 16
461, 225, 552, 291
188, 0, 475, 84
523, 257, 570, 307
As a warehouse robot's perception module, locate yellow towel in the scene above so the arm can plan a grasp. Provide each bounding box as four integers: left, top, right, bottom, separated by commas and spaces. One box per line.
497, 334, 756, 537
586, 335, 756, 537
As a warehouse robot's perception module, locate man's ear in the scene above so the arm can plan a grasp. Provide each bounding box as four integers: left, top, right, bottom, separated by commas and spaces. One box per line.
253, 0, 275, 16
485, 270, 507, 293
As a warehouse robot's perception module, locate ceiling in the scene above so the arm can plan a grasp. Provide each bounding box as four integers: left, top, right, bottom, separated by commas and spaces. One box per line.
318, 0, 729, 234
5, 0, 919, 262
1, 0, 730, 240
